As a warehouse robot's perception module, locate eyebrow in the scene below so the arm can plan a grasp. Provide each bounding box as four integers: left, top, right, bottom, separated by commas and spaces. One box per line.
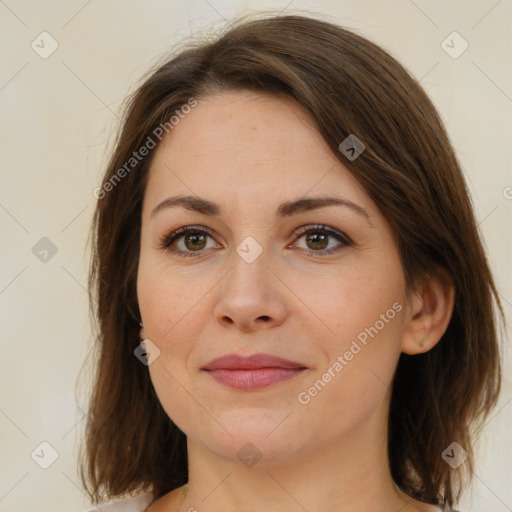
150, 194, 374, 227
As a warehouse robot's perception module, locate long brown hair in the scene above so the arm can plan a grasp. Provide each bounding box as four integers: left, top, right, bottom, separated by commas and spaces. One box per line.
80, 13, 505, 509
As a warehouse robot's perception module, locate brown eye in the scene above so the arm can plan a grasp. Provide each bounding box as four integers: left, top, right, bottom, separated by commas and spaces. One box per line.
292, 225, 352, 256
183, 232, 207, 251
304, 232, 329, 251
159, 226, 219, 257
159, 224, 351, 259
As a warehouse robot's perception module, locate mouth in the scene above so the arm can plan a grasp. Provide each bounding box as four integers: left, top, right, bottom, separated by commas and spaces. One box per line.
201, 353, 308, 391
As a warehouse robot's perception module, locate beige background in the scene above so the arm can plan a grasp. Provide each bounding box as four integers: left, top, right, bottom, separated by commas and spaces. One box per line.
0, 1, 511, 511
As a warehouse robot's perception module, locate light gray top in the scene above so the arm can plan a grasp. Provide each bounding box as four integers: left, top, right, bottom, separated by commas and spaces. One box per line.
80, 492, 461, 512
80, 492, 153, 512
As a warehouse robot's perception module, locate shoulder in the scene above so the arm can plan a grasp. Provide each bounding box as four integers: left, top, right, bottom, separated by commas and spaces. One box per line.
79, 492, 154, 512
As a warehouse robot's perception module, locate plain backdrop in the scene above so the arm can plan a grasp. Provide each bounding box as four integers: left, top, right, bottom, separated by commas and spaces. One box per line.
0, 1, 511, 511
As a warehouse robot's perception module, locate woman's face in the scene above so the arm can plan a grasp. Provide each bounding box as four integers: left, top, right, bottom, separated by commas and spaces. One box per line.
137, 90, 411, 464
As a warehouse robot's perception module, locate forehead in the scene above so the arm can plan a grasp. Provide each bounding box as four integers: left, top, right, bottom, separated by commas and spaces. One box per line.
144, 90, 373, 218
154, 90, 328, 167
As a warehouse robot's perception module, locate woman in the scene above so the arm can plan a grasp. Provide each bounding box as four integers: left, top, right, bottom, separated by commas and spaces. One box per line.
79, 14, 504, 512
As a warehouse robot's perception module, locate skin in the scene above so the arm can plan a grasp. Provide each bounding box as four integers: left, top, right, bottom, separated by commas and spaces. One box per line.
137, 90, 455, 512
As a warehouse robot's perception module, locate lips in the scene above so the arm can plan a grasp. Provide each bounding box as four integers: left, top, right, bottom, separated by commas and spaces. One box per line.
201, 353, 308, 390
202, 353, 307, 370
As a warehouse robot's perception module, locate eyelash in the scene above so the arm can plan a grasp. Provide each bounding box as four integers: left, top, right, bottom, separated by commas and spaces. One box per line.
157, 224, 353, 258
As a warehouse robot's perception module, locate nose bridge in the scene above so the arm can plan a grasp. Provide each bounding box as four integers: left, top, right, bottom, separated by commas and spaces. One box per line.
226, 236, 272, 298
213, 235, 287, 330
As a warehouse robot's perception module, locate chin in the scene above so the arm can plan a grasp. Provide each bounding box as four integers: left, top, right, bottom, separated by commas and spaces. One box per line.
192, 417, 306, 467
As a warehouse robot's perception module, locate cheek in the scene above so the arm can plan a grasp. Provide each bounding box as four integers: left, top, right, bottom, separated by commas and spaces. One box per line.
304, 257, 405, 405
297, 295, 404, 441
139, 279, 201, 432
314, 255, 405, 344
137, 258, 213, 342
137, 259, 218, 419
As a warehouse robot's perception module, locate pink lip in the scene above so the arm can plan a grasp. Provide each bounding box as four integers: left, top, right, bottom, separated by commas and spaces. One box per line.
202, 353, 308, 391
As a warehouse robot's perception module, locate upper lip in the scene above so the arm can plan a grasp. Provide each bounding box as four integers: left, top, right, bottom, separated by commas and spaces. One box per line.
202, 353, 308, 371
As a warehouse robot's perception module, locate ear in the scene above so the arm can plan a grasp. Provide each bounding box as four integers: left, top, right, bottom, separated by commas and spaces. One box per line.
401, 269, 455, 355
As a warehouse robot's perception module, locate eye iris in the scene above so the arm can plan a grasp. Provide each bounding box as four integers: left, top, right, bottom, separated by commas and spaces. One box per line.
306, 232, 328, 250
185, 232, 207, 251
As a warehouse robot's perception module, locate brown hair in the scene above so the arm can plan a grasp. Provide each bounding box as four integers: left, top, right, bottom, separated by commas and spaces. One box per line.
80, 13, 505, 509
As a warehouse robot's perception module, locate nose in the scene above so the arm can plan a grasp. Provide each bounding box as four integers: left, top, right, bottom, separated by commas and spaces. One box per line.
213, 248, 288, 333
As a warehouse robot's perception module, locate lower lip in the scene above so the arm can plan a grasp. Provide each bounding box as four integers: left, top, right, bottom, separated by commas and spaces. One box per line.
205, 368, 306, 390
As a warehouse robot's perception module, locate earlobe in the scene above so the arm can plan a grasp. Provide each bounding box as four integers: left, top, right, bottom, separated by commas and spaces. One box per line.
401, 271, 455, 355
